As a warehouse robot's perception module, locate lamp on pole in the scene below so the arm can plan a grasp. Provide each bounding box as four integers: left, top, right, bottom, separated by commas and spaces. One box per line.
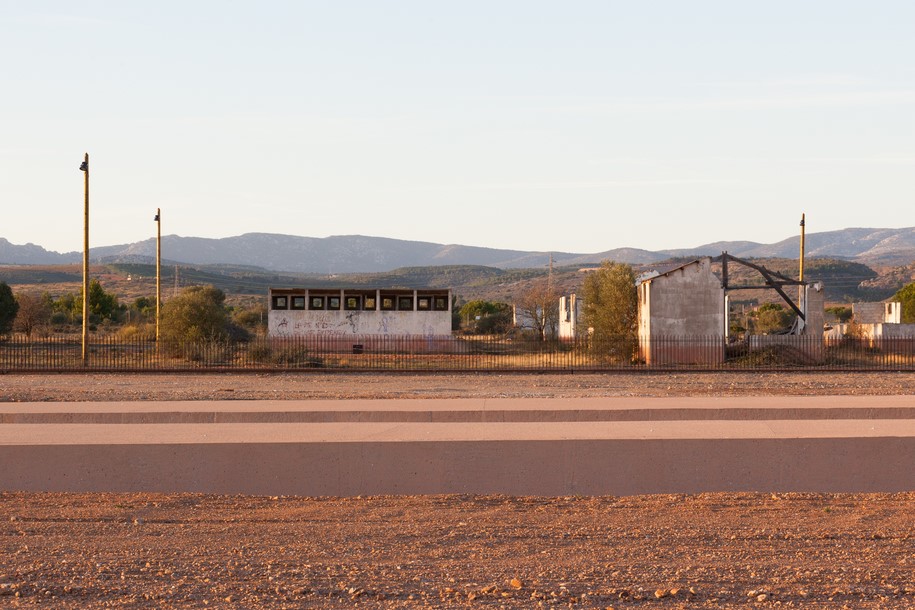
79, 153, 89, 365
154, 208, 161, 349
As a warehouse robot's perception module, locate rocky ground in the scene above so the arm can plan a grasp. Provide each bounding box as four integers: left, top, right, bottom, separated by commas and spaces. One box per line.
1, 371, 914, 608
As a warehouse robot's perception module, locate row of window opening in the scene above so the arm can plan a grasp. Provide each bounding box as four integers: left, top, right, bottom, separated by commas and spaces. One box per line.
272, 294, 449, 312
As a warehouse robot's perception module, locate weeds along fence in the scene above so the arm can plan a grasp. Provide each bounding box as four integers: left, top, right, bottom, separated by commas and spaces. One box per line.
2, 333, 915, 372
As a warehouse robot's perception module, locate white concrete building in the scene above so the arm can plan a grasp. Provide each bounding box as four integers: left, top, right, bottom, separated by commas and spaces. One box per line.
268, 288, 452, 337
637, 257, 726, 365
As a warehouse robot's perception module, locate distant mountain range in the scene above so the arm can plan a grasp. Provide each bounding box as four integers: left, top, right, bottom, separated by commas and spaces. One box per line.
2, 227, 914, 273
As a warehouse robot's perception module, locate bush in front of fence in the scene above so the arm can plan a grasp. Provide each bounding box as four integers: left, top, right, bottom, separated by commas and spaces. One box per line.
246, 339, 324, 368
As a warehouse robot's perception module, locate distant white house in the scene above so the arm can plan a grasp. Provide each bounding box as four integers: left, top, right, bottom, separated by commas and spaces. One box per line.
853, 302, 902, 324
827, 301, 914, 342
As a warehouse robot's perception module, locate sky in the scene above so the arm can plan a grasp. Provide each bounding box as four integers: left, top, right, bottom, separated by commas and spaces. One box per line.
2, 1, 914, 255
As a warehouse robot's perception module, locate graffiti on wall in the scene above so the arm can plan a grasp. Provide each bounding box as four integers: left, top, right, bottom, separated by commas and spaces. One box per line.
268, 310, 451, 337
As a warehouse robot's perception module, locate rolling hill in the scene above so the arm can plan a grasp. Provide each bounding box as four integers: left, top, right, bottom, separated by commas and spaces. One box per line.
3, 227, 914, 274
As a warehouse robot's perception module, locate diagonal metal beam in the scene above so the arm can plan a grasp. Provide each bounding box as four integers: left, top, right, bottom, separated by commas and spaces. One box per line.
713, 253, 806, 321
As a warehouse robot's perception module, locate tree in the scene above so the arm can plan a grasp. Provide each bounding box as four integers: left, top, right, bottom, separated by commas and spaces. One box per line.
580, 261, 638, 359
581, 262, 638, 337
126, 296, 155, 323
52, 292, 78, 324
231, 303, 267, 335
753, 302, 796, 334
458, 300, 512, 334
13, 292, 51, 338
0, 282, 18, 335
55, 280, 122, 324
825, 305, 853, 324
893, 282, 915, 324
159, 285, 248, 353
513, 279, 560, 341
78, 279, 122, 321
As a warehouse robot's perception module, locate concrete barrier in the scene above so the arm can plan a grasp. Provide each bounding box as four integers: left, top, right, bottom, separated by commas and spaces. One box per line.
2, 397, 914, 495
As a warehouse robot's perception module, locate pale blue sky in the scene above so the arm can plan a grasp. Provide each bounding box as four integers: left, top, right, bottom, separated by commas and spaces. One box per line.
2, 1, 914, 255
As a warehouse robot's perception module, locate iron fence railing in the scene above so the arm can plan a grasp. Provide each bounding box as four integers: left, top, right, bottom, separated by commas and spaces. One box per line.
1, 333, 915, 372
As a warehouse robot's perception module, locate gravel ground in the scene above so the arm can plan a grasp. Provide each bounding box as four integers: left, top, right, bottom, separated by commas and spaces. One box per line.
1, 371, 914, 608
1, 491, 913, 609
2, 370, 915, 401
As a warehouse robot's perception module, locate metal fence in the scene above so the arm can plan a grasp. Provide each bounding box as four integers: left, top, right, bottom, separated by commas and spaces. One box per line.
2, 333, 915, 372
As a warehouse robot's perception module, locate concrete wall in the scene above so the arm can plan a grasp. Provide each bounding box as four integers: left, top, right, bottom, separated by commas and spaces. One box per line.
827, 323, 915, 341
638, 258, 725, 365
874, 323, 915, 338
853, 302, 901, 324
639, 336, 725, 366
5, 395, 915, 495
558, 294, 581, 341
802, 282, 825, 336
268, 289, 451, 337
748, 334, 824, 362
269, 309, 450, 337
825, 324, 915, 344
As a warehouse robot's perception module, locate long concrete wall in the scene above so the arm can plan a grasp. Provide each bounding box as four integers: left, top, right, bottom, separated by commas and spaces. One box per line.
2, 397, 914, 496
3, 436, 915, 496
268, 309, 451, 337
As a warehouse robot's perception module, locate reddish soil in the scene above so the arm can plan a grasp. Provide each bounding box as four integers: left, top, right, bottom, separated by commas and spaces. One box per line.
1, 372, 914, 608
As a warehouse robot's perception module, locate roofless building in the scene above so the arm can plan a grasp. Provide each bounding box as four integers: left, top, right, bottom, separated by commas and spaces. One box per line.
267, 287, 452, 338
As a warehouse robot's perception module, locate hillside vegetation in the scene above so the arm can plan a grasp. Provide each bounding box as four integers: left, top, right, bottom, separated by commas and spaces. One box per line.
0, 257, 901, 307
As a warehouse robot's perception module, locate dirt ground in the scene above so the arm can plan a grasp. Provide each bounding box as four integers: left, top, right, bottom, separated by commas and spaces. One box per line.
3, 370, 915, 401
1, 371, 914, 608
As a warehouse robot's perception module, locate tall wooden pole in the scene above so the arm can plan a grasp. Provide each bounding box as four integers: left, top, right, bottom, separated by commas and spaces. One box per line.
798, 213, 806, 332
799, 213, 805, 283
80, 153, 89, 365
155, 208, 161, 348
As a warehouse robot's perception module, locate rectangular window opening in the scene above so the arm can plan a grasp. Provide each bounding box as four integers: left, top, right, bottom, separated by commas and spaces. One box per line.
398, 296, 414, 311
345, 296, 361, 310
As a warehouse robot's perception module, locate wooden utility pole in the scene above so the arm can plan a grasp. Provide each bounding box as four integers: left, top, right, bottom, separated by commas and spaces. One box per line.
155, 208, 161, 347
799, 213, 805, 283
799, 213, 806, 332
79, 153, 89, 365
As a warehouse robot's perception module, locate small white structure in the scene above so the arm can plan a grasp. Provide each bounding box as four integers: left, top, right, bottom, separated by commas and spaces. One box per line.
558, 294, 582, 341
826, 322, 915, 343
268, 288, 451, 337
853, 302, 902, 324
